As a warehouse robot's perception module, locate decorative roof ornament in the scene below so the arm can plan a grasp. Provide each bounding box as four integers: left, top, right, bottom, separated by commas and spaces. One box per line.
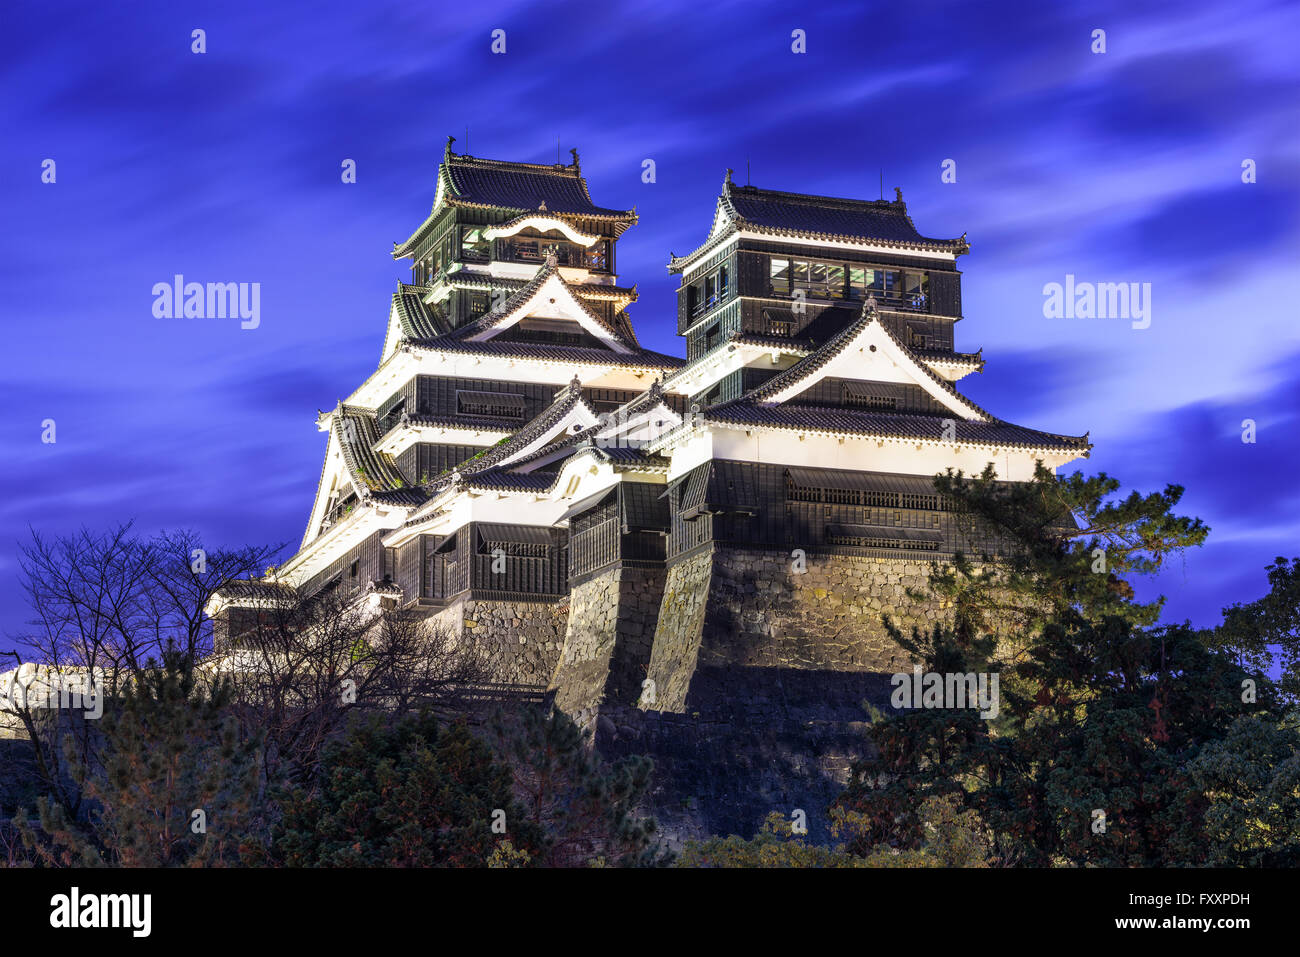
569, 147, 580, 169
538, 199, 547, 212
724, 167, 734, 186
863, 295, 879, 320
445, 135, 456, 160
894, 187, 903, 203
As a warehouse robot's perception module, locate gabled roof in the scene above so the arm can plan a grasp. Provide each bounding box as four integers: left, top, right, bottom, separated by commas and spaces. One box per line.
669, 171, 968, 272
449, 252, 636, 351
736, 297, 991, 422
498, 380, 681, 474
434, 377, 599, 484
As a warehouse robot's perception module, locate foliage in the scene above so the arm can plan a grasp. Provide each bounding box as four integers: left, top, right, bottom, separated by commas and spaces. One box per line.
490, 708, 665, 867
15, 651, 263, 867
677, 795, 990, 868
835, 465, 1298, 867
270, 711, 539, 867
1212, 556, 1300, 701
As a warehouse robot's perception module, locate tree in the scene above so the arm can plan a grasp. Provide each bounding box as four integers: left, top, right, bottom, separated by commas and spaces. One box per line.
269, 710, 538, 867
833, 465, 1291, 866
676, 795, 990, 868
3, 525, 274, 820
1212, 556, 1300, 701
216, 585, 490, 789
2, 524, 489, 823
490, 708, 663, 867
1184, 714, 1300, 866
15, 651, 263, 867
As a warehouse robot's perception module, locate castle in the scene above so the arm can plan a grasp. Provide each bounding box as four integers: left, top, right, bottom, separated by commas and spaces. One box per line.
208, 141, 1090, 840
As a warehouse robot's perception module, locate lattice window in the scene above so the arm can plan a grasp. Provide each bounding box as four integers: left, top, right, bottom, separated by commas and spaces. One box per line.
456, 390, 526, 419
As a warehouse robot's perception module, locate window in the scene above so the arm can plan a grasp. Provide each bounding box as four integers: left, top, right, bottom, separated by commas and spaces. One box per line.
826, 264, 845, 299
584, 240, 608, 270
848, 267, 867, 299
349, 560, 359, 579
509, 237, 542, 261
456, 390, 527, 420
845, 391, 898, 411
902, 271, 929, 311
705, 274, 717, 308
770, 258, 790, 294
866, 269, 900, 295
764, 309, 794, 337
377, 398, 405, 436
718, 265, 729, 300
461, 227, 490, 261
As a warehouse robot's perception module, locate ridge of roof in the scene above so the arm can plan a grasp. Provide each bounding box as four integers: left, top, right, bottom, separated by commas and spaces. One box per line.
703, 402, 1091, 452
435, 377, 591, 484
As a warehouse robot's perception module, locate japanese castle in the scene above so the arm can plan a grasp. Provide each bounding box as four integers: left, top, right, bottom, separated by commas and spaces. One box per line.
210, 139, 1090, 736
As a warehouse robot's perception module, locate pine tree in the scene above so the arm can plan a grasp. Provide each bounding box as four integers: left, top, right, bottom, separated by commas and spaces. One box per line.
270, 711, 540, 867
17, 650, 263, 867
833, 465, 1295, 866
490, 708, 664, 867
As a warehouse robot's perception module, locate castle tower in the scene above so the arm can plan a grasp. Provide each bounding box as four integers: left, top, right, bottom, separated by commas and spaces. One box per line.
640, 171, 1091, 714
208, 143, 684, 687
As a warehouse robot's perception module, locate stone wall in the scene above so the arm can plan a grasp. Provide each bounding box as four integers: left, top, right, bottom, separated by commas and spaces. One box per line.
442, 546, 956, 844
431, 597, 568, 688
610, 544, 945, 843
645, 545, 937, 713
549, 565, 665, 714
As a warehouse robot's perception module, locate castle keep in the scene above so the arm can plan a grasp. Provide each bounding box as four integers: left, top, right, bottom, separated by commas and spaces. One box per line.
209, 142, 1090, 840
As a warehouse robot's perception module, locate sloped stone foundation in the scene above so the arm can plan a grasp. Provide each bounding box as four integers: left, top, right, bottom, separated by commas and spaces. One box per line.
544, 545, 946, 844
549, 565, 665, 714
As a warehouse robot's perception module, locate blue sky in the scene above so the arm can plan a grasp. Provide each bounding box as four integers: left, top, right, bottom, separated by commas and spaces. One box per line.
2, 0, 1298, 641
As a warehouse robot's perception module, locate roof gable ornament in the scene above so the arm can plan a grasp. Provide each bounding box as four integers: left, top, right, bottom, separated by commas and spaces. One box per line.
538, 199, 547, 212
445, 135, 456, 161
569, 147, 580, 170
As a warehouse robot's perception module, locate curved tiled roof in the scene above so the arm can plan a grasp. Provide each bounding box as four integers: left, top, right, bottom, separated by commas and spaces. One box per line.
442, 153, 634, 219
335, 405, 411, 493
394, 146, 636, 259
449, 252, 637, 347
433, 378, 591, 484
392, 286, 450, 339
722, 298, 992, 424
669, 174, 968, 271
